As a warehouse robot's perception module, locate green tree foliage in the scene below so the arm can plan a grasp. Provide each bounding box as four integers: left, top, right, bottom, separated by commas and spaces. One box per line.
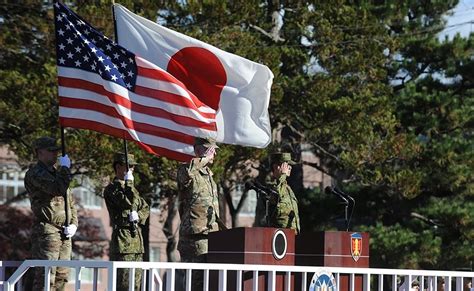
357, 1, 474, 269
0, 1, 472, 270
0, 1, 170, 195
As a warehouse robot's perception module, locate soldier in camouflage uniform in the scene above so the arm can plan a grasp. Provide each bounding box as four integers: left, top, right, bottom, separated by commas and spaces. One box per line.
177, 137, 221, 289
103, 153, 149, 291
24, 137, 78, 291
257, 152, 300, 234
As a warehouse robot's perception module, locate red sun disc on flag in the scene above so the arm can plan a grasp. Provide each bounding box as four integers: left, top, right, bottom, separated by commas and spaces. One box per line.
167, 47, 227, 111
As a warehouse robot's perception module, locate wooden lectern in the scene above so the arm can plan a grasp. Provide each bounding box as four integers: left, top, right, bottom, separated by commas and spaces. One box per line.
295, 231, 370, 291
208, 227, 295, 291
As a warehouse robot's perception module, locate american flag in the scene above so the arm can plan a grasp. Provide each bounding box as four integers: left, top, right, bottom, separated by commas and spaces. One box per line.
54, 2, 217, 161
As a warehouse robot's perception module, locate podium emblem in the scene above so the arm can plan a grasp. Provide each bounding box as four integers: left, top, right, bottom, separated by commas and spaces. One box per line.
350, 232, 362, 262
271, 229, 288, 260
309, 270, 336, 291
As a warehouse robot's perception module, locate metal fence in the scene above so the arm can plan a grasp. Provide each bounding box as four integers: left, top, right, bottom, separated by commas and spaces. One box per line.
1, 260, 473, 291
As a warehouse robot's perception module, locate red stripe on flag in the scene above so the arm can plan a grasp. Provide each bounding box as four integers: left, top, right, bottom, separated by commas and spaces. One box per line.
59, 117, 194, 162
57, 81, 217, 131
58, 77, 216, 120
137, 63, 188, 88
137, 65, 211, 110
59, 97, 197, 145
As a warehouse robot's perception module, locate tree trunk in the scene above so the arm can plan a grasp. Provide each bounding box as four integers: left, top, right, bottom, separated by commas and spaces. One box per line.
222, 184, 236, 228
281, 125, 304, 194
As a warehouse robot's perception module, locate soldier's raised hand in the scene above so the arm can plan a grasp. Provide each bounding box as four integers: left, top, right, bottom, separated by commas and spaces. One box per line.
280, 162, 292, 176
204, 145, 216, 157
59, 154, 71, 168
199, 145, 216, 165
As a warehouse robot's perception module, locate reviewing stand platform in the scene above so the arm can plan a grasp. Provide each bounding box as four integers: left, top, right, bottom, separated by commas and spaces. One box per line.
208, 227, 369, 291
295, 231, 370, 291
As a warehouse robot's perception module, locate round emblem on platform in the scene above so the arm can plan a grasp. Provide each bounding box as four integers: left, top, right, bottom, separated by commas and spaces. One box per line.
309, 270, 337, 291
271, 229, 287, 260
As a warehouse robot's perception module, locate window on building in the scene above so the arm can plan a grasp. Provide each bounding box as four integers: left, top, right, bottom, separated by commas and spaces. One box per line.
0, 169, 29, 206
148, 185, 162, 213
150, 246, 161, 262
69, 254, 102, 283
72, 176, 102, 209
232, 184, 257, 217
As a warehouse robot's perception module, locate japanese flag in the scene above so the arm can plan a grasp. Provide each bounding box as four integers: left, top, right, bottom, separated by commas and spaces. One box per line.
113, 4, 273, 148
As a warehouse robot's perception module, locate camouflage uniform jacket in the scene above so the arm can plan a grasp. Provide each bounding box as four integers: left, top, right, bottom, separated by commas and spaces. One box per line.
177, 158, 220, 236
104, 178, 149, 254
268, 175, 300, 234
24, 161, 78, 233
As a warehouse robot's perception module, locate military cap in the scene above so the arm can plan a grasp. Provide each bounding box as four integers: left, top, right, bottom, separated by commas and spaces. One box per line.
270, 152, 296, 165
33, 136, 61, 151
194, 137, 219, 148
113, 152, 137, 165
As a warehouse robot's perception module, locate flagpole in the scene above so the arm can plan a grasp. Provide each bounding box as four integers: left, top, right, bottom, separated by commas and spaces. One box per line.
123, 139, 129, 170
56, 4, 70, 239
60, 126, 70, 238
111, 0, 130, 170
113, 1, 138, 241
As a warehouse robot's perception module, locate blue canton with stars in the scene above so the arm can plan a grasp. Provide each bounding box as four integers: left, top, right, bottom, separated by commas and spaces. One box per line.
54, 2, 137, 90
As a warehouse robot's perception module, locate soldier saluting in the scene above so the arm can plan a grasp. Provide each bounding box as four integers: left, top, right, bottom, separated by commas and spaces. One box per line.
177, 137, 223, 288
255, 152, 300, 234
103, 152, 149, 291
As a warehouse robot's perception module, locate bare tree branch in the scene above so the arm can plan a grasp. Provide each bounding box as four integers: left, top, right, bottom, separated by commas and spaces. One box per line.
302, 160, 332, 177
248, 0, 285, 42
310, 142, 340, 162
249, 24, 285, 42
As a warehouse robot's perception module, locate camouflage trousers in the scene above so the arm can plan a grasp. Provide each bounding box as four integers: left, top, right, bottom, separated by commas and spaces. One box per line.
30, 227, 71, 291
110, 253, 143, 291
177, 236, 208, 290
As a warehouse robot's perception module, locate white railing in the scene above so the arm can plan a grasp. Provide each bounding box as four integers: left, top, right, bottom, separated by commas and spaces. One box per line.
0, 261, 22, 291
1, 260, 473, 291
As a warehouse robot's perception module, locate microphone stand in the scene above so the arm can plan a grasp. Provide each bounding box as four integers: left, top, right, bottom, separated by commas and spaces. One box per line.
326, 187, 350, 231
246, 181, 278, 226
334, 188, 355, 231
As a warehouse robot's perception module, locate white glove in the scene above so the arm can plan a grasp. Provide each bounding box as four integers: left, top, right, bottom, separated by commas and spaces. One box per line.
124, 169, 134, 181
58, 154, 71, 168
129, 210, 139, 222
63, 224, 77, 238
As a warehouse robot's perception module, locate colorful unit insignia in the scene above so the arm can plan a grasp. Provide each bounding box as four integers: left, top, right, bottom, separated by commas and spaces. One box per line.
351, 232, 362, 262
309, 270, 337, 291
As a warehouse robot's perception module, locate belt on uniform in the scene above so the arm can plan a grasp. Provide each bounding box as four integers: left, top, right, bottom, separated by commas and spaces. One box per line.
112, 217, 132, 227
38, 221, 64, 230
112, 224, 136, 230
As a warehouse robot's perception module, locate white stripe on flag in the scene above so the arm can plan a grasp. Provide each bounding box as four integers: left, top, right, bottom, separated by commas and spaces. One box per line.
59, 107, 195, 155
58, 84, 215, 126
58, 67, 215, 123
58, 87, 216, 136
